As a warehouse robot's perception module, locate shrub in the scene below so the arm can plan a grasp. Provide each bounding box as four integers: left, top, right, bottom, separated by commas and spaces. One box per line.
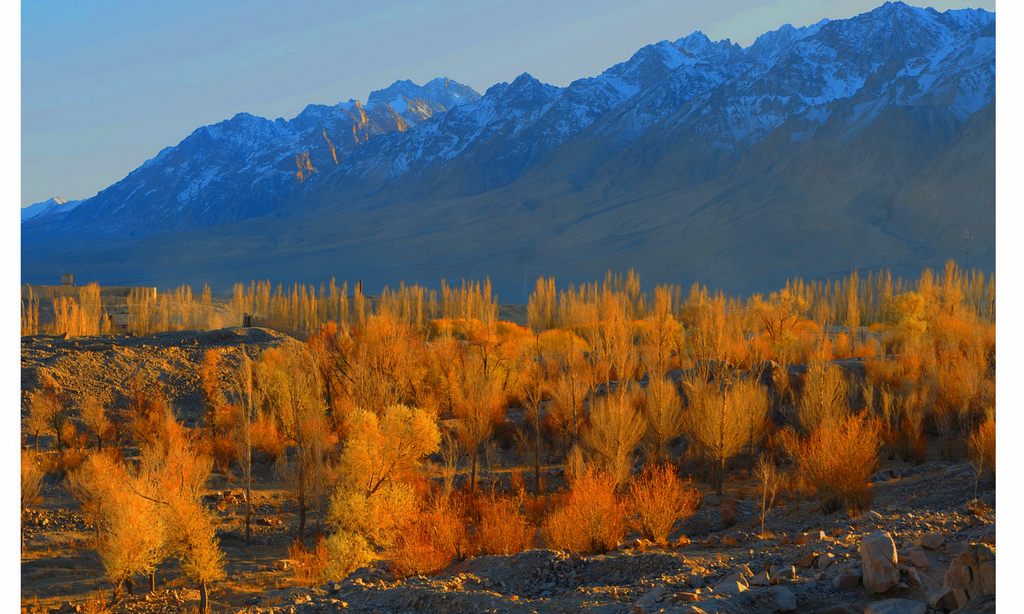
543, 468, 626, 554
328, 482, 418, 550
325, 530, 373, 579
795, 413, 882, 515
389, 496, 468, 578
251, 411, 285, 461
474, 494, 534, 555
625, 464, 701, 545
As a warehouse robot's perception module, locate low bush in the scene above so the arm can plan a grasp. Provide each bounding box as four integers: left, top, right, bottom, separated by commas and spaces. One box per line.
474, 494, 534, 555
389, 495, 468, 578
542, 467, 626, 554
625, 464, 701, 545
795, 413, 882, 515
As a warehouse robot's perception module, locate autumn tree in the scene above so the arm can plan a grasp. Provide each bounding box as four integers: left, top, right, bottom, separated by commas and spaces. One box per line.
226, 350, 260, 542
260, 346, 330, 541
68, 453, 165, 604
27, 376, 67, 452
517, 353, 548, 494
452, 349, 505, 494
80, 390, 112, 451
338, 404, 440, 497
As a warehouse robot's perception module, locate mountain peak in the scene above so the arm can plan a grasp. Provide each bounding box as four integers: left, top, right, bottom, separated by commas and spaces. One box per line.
367, 77, 480, 109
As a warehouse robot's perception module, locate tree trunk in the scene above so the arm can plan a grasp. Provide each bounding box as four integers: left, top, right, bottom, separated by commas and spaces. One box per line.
110, 579, 125, 605
149, 571, 156, 593
716, 456, 725, 497
297, 498, 307, 542
244, 490, 252, 544
125, 576, 134, 596
96, 434, 103, 451
469, 449, 478, 495
198, 580, 210, 614
533, 417, 542, 496
55, 429, 62, 453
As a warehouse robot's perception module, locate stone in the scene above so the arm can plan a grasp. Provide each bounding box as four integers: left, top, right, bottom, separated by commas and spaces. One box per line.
816, 553, 836, 570
832, 573, 860, 591
770, 565, 797, 582
715, 578, 748, 595
917, 533, 945, 550
748, 571, 771, 587
633, 586, 669, 613
860, 531, 900, 594
797, 551, 818, 569
772, 586, 797, 612
797, 530, 827, 545
674, 591, 699, 603
865, 598, 927, 614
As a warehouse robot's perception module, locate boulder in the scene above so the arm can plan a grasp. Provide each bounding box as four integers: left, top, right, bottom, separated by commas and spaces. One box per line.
931, 543, 995, 610
865, 598, 927, 614
860, 532, 900, 594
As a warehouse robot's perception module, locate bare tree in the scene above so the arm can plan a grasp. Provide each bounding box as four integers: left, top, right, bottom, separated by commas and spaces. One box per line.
753, 454, 781, 535
682, 371, 769, 495
580, 390, 646, 487
642, 377, 683, 464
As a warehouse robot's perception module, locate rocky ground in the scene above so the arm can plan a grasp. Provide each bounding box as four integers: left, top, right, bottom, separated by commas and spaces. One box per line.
21, 327, 300, 421
238, 461, 995, 614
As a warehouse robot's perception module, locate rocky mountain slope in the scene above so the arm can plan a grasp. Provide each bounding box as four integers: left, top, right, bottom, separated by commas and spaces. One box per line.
22, 2, 995, 299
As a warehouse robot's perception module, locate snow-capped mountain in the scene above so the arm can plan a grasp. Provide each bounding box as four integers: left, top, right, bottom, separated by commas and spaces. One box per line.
23, 2, 995, 298
41, 78, 481, 234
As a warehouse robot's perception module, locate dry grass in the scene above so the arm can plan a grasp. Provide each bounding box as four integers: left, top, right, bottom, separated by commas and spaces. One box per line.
626, 464, 701, 545
21, 451, 44, 510
543, 468, 626, 554
969, 413, 995, 482
288, 538, 330, 586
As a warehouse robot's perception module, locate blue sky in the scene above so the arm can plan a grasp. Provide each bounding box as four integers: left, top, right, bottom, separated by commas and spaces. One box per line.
21, 0, 993, 207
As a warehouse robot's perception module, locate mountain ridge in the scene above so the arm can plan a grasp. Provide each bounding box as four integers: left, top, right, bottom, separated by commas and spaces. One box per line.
22, 2, 995, 301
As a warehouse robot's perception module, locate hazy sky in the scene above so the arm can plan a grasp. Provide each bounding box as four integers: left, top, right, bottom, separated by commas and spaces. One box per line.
21, 0, 994, 206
